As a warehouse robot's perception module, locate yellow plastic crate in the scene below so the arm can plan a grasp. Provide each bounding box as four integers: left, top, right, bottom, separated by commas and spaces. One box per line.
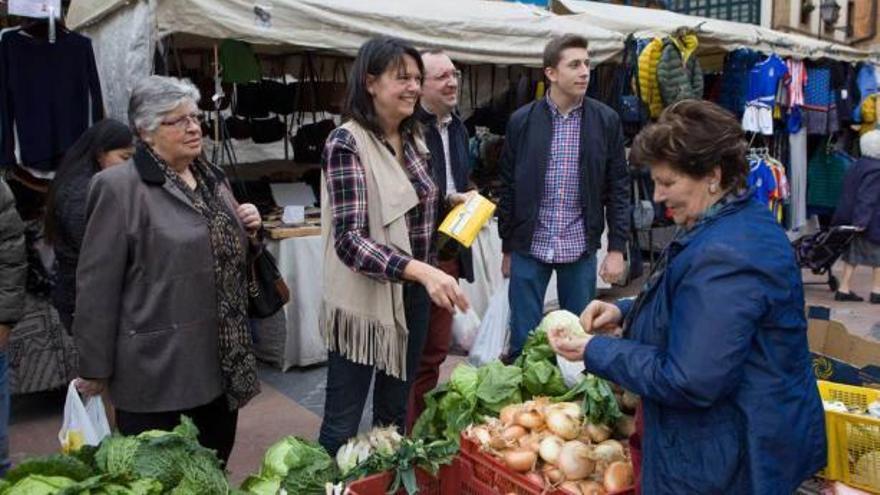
817, 380, 880, 493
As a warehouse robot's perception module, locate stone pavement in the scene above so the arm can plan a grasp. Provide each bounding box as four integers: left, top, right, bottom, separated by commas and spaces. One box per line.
8, 263, 879, 487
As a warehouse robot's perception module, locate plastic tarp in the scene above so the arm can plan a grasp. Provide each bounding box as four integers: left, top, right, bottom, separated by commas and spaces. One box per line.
68, 0, 624, 65
550, 0, 873, 62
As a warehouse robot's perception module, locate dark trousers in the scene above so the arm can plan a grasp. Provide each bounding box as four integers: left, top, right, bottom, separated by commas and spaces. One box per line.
405, 258, 458, 432
115, 395, 238, 464
318, 284, 430, 455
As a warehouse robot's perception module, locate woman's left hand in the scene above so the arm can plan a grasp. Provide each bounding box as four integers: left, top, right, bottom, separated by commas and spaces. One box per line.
237, 203, 262, 232
547, 327, 592, 363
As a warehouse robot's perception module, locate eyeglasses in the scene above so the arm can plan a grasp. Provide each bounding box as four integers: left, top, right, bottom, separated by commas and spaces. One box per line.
160, 113, 203, 130
429, 70, 462, 83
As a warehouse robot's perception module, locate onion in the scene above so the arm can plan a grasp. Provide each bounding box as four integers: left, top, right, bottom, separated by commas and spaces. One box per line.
560, 481, 582, 494
558, 441, 595, 481
538, 435, 565, 464
614, 415, 636, 439
501, 425, 528, 443
547, 401, 582, 418
620, 390, 640, 411
500, 404, 520, 425
591, 439, 626, 463
541, 463, 564, 484
468, 425, 492, 447
502, 448, 537, 473
546, 409, 581, 440
579, 480, 607, 495
519, 432, 543, 453
525, 471, 545, 488
585, 423, 613, 443
603, 461, 634, 491
515, 409, 545, 430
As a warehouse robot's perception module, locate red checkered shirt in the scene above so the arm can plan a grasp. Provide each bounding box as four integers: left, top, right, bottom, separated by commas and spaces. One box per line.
530, 96, 588, 263
322, 126, 439, 282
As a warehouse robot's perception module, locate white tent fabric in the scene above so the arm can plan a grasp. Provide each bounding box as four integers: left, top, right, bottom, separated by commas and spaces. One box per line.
551, 0, 872, 62
68, 0, 624, 65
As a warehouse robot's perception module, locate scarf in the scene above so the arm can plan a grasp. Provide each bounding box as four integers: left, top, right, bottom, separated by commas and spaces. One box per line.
146, 147, 259, 410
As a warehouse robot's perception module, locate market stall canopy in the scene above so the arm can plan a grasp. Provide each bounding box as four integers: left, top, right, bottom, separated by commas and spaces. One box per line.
550, 0, 872, 62
67, 0, 625, 65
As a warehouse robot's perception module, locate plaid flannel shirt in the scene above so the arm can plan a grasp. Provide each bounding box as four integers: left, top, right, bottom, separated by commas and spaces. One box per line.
530, 96, 588, 263
322, 127, 439, 282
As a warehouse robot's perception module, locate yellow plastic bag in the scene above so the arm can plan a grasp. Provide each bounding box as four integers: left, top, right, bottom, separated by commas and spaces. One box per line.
438, 194, 496, 248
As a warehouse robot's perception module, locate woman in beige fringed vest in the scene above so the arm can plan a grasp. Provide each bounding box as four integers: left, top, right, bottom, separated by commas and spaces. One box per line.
318, 37, 471, 455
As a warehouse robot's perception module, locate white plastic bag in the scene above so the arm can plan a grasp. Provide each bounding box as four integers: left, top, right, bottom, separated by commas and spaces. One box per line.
451, 308, 481, 353
468, 279, 510, 367
557, 357, 587, 388
58, 380, 111, 453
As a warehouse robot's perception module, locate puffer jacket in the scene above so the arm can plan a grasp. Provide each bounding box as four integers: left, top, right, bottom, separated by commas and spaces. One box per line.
657, 37, 704, 105
0, 177, 26, 325
859, 94, 876, 135
638, 38, 664, 118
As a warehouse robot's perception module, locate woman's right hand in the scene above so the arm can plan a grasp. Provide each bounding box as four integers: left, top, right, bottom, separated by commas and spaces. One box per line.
580, 300, 623, 334
75, 377, 106, 397
406, 261, 470, 313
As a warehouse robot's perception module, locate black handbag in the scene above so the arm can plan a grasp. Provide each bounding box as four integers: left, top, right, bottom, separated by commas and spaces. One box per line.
293, 119, 336, 163
233, 82, 270, 118
251, 116, 285, 144
247, 244, 290, 318
264, 79, 297, 115
225, 115, 252, 140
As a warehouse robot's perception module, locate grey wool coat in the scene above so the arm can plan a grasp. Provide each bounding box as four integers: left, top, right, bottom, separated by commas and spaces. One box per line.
73, 146, 249, 413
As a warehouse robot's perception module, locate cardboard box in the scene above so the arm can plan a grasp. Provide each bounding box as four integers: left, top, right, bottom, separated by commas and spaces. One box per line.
807, 306, 880, 389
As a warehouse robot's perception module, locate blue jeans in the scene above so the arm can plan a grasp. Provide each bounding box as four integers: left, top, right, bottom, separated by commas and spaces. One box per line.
508, 251, 597, 357
0, 351, 9, 476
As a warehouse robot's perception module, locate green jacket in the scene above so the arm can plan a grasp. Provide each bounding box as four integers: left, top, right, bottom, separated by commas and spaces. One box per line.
657, 40, 704, 106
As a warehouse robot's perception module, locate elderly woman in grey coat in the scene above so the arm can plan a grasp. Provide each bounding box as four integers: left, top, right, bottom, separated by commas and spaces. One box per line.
73, 76, 261, 463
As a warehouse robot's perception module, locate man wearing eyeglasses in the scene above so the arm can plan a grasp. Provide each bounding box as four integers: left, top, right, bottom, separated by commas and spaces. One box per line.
406, 49, 475, 432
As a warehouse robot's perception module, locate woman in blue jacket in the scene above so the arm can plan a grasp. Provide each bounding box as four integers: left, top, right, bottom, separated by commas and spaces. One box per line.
550, 100, 826, 494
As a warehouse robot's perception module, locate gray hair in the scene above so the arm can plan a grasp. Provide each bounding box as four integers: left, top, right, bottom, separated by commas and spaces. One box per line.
128, 75, 200, 134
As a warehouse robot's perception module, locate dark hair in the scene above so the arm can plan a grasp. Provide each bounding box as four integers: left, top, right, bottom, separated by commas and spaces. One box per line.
45, 119, 134, 244
345, 36, 425, 137
543, 34, 589, 69
630, 99, 749, 191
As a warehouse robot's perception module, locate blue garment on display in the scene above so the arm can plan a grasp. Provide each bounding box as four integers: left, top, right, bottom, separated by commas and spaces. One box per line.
854, 63, 878, 123
719, 49, 763, 116
746, 54, 788, 105
804, 67, 833, 108
748, 159, 777, 205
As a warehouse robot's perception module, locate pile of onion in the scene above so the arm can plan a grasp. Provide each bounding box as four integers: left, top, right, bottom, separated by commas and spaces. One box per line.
464, 399, 635, 494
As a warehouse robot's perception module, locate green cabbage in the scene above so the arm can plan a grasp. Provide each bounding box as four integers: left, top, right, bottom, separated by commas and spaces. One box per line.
3, 474, 77, 494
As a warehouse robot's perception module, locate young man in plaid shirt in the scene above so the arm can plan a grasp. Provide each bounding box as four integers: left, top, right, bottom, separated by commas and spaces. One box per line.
498, 35, 631, 359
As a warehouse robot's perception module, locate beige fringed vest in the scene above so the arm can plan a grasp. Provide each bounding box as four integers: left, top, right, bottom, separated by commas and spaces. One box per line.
320, 120, 426, 380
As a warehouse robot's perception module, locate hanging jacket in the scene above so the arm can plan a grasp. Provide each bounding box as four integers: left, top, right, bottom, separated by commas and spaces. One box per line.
859, 93, 877, 135
585, 194, 826, 494
854, 63, 878, 123
657, 36, 704, 106
637, 37, 664, 118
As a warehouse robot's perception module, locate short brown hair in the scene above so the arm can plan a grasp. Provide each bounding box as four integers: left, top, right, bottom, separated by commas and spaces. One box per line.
543, 34, 589, 69
630, 99, 749, 191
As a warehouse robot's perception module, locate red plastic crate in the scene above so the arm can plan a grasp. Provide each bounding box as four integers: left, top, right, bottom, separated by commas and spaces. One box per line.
346, 464, 448, 495
459, 435, 635, 495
